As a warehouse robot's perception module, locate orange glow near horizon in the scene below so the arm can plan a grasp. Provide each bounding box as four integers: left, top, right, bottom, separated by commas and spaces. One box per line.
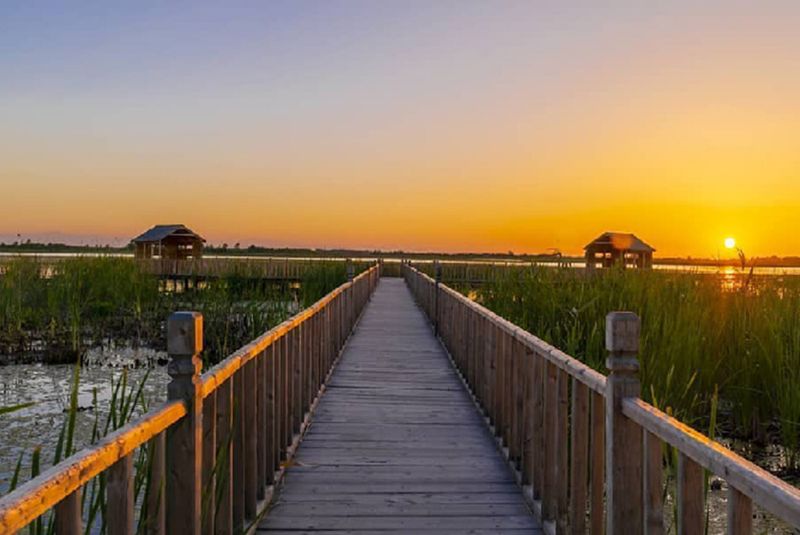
2, 4, 800, 258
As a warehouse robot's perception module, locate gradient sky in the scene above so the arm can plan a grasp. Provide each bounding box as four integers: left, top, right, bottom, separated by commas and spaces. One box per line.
2, 1, 799, 256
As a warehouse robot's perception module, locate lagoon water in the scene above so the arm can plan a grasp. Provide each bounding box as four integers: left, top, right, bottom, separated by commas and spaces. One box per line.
0, 361, 169, 495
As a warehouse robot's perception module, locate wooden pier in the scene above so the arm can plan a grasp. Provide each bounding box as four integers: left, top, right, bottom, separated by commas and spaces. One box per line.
1, 262, 799, 534
259, 278, 539, 533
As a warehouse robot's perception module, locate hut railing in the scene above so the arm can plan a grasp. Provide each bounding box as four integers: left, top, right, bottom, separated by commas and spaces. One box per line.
0, 263, 381, 535
403, 263, 800, 534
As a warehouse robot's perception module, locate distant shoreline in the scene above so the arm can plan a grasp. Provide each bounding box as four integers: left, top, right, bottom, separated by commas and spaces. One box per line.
2, 242, 800, 268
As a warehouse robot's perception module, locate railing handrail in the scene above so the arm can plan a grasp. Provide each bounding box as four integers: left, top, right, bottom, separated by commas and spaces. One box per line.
0, 263, 381, 534
0, 401, 186, 533
623, 397, 800, 527
200, 266, 377, 397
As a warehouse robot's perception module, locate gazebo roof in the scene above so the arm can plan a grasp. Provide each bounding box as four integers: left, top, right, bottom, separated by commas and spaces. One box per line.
132, 225, 205, 244
584, 232, 655, 253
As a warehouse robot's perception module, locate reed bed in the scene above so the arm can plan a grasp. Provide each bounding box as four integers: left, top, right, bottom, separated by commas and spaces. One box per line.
450, 265, 800, 470
0, 256, 352, 365
0, 257, 358, 529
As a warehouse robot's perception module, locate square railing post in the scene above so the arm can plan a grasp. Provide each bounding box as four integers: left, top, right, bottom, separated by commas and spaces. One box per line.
166, 311, 203, 535
434, 261, 442, 335
605, 311, 644, 534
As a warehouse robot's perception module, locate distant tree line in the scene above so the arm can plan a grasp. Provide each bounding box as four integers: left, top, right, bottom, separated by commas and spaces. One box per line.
2, 241, 800, 267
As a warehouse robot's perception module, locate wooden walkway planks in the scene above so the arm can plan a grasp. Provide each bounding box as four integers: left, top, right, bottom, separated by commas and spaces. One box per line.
258, 278, 539, 534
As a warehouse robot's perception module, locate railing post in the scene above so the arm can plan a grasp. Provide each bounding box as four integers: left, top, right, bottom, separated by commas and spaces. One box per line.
346, 258, 354, 282
166, 311, 203, 535
605, 311, 643, 534
434, 261, 442, 336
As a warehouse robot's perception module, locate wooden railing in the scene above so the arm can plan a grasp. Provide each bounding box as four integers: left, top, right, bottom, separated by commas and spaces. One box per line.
404, 264, 800, 534
0, 264, 380, 535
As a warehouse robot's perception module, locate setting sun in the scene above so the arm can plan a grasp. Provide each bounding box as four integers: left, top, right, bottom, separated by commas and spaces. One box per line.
724, 237, 736, 249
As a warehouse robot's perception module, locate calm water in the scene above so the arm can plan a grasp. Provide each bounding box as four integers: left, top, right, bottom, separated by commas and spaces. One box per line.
0, 362, 169, 495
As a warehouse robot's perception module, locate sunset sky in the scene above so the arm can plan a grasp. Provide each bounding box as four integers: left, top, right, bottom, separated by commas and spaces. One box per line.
2, 1, 799, 257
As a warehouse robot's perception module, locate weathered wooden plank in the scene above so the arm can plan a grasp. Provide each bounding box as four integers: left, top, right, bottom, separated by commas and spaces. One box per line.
261, 515, 539, 530
258, 530, 540, 535
267, 502, 530, 516
271, 491, 528, 504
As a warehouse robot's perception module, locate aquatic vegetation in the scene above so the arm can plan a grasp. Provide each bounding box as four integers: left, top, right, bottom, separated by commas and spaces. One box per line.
0, 257, 352, 365
455, 265, 800, 469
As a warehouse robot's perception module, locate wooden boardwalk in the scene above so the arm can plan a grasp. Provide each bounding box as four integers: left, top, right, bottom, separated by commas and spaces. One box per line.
258, 278, 539, 534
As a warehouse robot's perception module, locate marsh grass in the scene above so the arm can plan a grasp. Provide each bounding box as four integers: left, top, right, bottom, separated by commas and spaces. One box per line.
460, 265, 800, 470
0, 256, 352, 365
0, 256, 356, 530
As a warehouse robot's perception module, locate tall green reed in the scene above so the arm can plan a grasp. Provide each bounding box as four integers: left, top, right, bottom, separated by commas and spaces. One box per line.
466, 265, 800, 469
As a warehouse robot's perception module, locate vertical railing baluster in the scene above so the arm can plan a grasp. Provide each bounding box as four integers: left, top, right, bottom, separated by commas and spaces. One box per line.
107, 454, 134, 535
570, 379, 590, 533
293, 326, 302, 435
275, 336, 285, 468
54, 488, 82, 535
497, 330, 507, 441
543, 360, 558, 523
144, 433, 165, 535
201, 390, 216, 535
265, 345, 277, 482
244, 359, 258, 519
283, 333, 293, 452
434, 261, 441, 335
166, 311, 204, 535
214, 379, 233, 535
590, 390, 605, 534
556, 369, 570, 532
532, 353, 544, 502
677, 452, 704, 535
523, 348, 535, 487
512, 339, 525, 467
257, 350, 267, 501
605, 311, 643, 534
232, 366, 245, 532
644, 431, 664, 535
727, 485, 753, 535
